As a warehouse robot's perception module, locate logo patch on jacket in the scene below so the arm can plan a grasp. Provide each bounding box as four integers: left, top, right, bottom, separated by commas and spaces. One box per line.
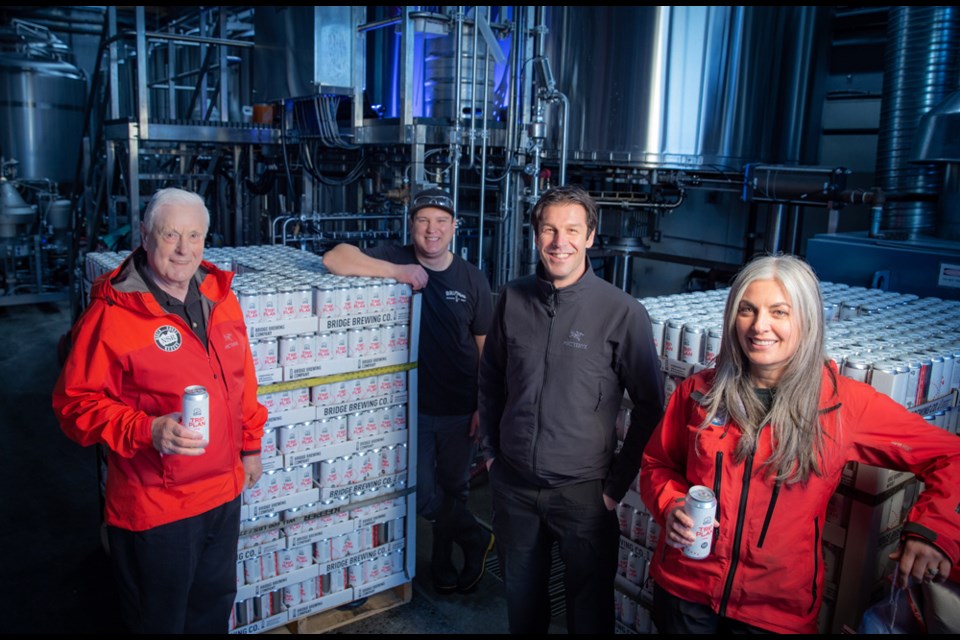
563, 329, 588, 350
445, 290, 467, 303
154, 325, 182, 352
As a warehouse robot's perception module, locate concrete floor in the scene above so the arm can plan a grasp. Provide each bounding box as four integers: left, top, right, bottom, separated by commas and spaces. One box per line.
1, 300, 568, 634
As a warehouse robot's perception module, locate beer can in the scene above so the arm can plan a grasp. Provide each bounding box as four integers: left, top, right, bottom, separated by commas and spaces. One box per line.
649, 316, 665, 357
315, 418, 334, 448
362, 375, 379, 400
393, 404, 408, 432
314, 284, 337, 320
278, 468, 298, 497
332, 331, 349, 361
315, 333, 333, 362
392, 372, 407, 394
244, 557, 263, 585
330, 415, 348, 444
312, 383, 331, 405
298, 333, 316, 365
292, 386, 311, 410
277, 549, 297, 575
299, 421, 316, 452
282, 584, 301, 607
363, 410, 380, 438
683, 485, 717, 560
240, 289, 260, 325
348, 328, 366, 358
250, 338, 262, 370
841, 356, 872, 383
626, 551, 642, 585
314, 538, 332, 564
329, 568, 346, 593
621, 594, 637, 627
631, 509, 649, 544
681, 324, 706, 365
319, 459, 341, 488
260, 551, 278, 579
259, 289, 279, 323
617, 546, 629, 576
352, 283, 368, 317
925, 351, 946, 400
396, 324, 410, 355
297, 463, 314, 492
377, 407, 393, 434
300, 576, 318, 603
383, 324, 398, 353
278, 286, 297, 321
347, 412, 366, 441
182, 385, 210, 443
705, 327, 723, 367
261, 338, 278, 368
378, 373, 393, 397
368, 282, 384, 313
293, 285, 313, 318
395, 443, 408, 472
279, 425, 300, 454
663, 319, 684, 361
380, 446, 397, 476
616, 503, 632, 536
279, 335, 299, 367
342, 455, 358, 485
870, 361, 908, 406
367, 326, 383, 355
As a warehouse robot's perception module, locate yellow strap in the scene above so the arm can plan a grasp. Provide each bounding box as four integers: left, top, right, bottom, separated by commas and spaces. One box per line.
257, 361, 417, 394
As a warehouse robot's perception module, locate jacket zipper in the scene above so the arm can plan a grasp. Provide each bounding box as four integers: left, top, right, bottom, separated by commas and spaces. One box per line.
713, 452, 723, 542
719, 448, 755, 617
808, 518, 820, 614
756, 480, 782, 548
532, 288, 559, 476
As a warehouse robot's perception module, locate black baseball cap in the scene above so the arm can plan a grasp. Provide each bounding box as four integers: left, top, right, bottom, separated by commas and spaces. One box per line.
409, 188, 455, 217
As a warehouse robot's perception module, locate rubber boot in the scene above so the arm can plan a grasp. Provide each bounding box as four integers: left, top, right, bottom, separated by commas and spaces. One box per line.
430, 505, 458, 593
451, 501, 495, 593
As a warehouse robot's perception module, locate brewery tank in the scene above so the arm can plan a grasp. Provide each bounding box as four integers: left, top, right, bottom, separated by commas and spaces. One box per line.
0, 20, 86, 184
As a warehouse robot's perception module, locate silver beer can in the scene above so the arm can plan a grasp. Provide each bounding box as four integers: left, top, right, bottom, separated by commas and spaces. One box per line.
683, 485, 717, 560
663, 319, 684, 361
182, 386, 210, 443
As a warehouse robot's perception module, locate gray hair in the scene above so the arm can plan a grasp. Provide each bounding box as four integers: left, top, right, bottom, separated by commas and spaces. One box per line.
142, 188, 210, 237
699, 254, 831, 484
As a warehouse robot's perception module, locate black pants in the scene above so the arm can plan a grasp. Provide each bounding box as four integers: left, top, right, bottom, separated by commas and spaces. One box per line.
107, 496, 241, 634
490, 460, 619, 634
653, 584, 774, 634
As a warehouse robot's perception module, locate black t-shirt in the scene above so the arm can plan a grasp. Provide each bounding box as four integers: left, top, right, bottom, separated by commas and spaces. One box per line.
363, 244, 493, 415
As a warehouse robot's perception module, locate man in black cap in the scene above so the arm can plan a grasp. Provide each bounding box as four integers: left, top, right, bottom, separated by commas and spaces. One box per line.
323, 187, 495, 594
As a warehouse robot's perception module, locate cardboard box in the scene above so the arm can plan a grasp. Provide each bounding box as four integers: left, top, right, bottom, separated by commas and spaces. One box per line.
828, 482, 916, 633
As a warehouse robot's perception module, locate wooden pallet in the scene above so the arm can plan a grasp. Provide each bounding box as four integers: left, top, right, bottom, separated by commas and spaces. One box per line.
267, 582, 413, 635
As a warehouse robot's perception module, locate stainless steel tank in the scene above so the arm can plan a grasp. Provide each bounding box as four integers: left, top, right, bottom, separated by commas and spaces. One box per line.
541, 6, 831, 170
423, 18, 499, 120
876, 6, 960, 240
0, 21, 87, 184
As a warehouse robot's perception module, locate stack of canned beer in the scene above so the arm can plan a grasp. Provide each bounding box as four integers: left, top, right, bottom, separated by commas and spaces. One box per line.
233, 496, 406, 627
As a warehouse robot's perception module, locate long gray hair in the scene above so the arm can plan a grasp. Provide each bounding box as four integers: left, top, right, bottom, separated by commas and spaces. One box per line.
699, 254, 830, 484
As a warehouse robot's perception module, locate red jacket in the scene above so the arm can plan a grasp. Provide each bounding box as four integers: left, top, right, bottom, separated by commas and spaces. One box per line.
640, 363, 960, 634
53, 250, 267, 531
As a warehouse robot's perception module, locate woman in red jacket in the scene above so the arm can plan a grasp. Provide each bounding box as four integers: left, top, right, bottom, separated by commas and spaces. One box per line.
640, 254, 960, 634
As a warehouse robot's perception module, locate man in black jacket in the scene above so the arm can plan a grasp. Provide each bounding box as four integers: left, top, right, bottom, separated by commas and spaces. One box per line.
478, 185, 664, 634
323, 188, 494, 595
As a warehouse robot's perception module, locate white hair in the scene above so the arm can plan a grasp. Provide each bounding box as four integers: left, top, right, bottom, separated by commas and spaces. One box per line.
142, 188, 210, 236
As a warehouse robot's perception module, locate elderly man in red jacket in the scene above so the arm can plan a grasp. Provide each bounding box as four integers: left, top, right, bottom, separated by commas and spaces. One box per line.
53, 188, 267, 634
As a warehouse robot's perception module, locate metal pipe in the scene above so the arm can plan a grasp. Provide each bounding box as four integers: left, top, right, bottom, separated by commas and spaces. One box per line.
557, 91, 569, 186
451, 7, 465, 246
766, 203, 786, 254
478, 28, 492, 272
468, 11, 481, 169
140, 30, 254, 48
357, 16, 403, 33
